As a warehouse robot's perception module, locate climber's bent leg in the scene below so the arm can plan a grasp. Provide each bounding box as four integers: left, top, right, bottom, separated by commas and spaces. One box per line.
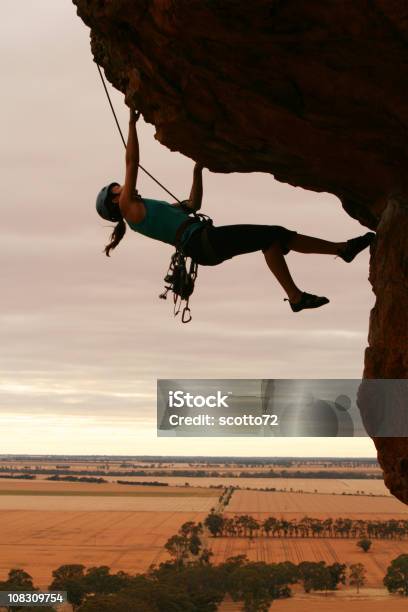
184, 224, 301, 298
288, 233, 346, 255
182, 224, 329, 310
263, 241, 302, 303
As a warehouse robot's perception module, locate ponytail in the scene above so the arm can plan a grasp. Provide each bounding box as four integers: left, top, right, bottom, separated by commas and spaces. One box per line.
104, 217, 126, 257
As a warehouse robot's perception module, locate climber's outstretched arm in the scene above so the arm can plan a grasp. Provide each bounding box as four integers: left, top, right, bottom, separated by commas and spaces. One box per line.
119, 109, 144, 222
187, 162, 204, 211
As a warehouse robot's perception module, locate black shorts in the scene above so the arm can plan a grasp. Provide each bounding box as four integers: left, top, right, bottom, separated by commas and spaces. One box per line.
182, 224, 297, 266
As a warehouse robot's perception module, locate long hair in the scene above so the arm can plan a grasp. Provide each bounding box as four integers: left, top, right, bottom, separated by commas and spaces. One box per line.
104, 216, 126, 257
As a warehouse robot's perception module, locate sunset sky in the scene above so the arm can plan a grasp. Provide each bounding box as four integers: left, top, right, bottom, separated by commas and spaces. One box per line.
1, 1, 375, 457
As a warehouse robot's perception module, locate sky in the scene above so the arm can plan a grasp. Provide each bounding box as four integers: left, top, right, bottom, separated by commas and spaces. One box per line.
0, 1, 376, 457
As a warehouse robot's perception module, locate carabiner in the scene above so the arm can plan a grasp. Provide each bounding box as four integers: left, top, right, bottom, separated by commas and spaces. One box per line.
182, 305, 192, 323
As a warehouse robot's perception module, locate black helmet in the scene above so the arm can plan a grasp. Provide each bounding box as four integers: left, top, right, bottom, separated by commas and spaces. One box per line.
96, 182, 122, 222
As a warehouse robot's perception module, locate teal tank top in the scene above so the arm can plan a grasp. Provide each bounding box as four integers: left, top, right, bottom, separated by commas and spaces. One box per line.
126, 198, 203, 246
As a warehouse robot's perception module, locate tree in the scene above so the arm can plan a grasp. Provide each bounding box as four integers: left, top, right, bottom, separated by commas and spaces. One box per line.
220, 555, 248, 574
77, 575, 192, 612
384, 554, 408, 596
268, 562, 298, 599
225, 560, 296, 611
179, 522, 203, 556
83, 566, 129, 595
0, 570, 58, 612
76, 568, 198, 612
0, 569, 38, 612
150, 563, 225, 611
164, 535, 190, 567
357, 538, 372, 553
262, 517, 277, 537
227, 563, 274, 612
199, 548, 214, 565
4, 569, 35, 590
49, 564, 87, 610
164, 522, 211, 567
349, 563, 366, 593
298, 561, 333, 594
246, 517, 260, 539
204, 513, 225, 537
327, 563, 347, 589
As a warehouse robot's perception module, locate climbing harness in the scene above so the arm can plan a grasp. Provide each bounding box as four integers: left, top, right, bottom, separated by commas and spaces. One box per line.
96, 64, 214, 323
159, 212, 214, 323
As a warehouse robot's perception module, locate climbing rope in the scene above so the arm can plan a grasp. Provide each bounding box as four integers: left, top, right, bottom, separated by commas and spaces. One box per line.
96, 64, 181, 203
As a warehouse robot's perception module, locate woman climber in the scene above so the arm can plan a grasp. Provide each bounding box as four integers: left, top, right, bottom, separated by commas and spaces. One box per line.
96, 108, 375, 313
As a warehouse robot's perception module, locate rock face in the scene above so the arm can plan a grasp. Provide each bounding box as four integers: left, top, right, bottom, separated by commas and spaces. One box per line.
361, 197, 408, 503
74, 1, 408, 501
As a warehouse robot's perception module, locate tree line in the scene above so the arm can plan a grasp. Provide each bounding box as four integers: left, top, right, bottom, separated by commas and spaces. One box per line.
204, 512, 408, 540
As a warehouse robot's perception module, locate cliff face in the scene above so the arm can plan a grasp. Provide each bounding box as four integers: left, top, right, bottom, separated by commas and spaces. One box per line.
361, 197, 408, 504
74, 1, 408, 502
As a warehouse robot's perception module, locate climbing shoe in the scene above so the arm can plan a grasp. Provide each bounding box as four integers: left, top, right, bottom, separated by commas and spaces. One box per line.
285, 292, 330, 313
338, 232, 375, 263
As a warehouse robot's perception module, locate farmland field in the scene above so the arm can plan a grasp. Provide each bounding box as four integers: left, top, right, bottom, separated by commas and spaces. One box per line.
227, 489, 408, 515
0, 461, 406, 603
210, 536, 407, 587
0, 480, 219, 587
0, 495, 218, 511
0, 481, 219, 511
0, 479, 219, 496
0, 509, 207, 588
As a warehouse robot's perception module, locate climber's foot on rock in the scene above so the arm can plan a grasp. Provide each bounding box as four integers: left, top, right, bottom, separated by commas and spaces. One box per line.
338, 232, 375, 263
285, 292, 330, 313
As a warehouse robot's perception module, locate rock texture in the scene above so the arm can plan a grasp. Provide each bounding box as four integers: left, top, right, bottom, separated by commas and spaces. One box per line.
74, 1, 408, 501
360, 197, 408, 503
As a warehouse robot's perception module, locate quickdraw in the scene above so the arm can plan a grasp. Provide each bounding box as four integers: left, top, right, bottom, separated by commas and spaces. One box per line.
159, 251, 198, 323
159, 213, 213, 323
